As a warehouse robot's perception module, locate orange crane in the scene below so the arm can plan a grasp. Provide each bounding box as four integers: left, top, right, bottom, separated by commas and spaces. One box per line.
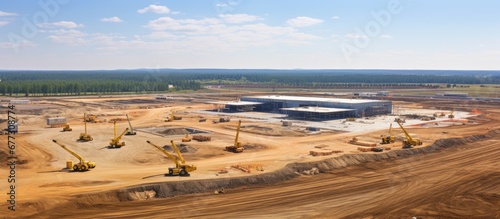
225, 120, 244, 153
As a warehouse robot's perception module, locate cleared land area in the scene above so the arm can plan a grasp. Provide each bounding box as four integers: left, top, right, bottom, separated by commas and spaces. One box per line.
0, 92, 499, 218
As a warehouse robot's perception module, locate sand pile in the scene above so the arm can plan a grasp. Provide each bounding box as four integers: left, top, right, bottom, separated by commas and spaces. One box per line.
159, 128, 190, 135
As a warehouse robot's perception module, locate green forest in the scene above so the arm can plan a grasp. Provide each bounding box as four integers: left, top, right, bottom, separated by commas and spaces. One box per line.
0, 69, 499, 96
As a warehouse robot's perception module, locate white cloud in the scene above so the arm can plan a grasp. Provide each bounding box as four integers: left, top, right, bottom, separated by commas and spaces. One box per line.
41, 21, 84, 29
48, 29, 87, 45
218, 14, 262, 23
138, 5, 170, 14
0, 21, 9, 26
0, 11, 17, 16
101, 17, 123, 23
146, 17, 221, 31
331, 16, 341, 20
287, 16, 323, 27
380, 35, 393, 39
215, 3, 228, 7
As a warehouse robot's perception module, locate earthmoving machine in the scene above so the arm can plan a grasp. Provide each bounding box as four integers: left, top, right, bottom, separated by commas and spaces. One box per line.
79, 113, 93, 141
396, 121, 422, 149
52, 140, 96, 171
165, 111, 182, 122
125, 114, 136, 135
84, 114, 103, 123
146, 140, 197, 176
109, 121, 128, 148
381, 123, 395, 144
182, 133, 191, 142
225, 120, 244, 153
448, 110, 455, 119
62, 124, 72, 132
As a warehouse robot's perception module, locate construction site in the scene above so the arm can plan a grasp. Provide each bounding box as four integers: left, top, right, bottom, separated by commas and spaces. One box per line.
0, 91, 499, 218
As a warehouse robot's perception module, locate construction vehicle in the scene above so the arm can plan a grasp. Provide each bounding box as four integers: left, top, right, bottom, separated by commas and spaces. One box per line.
448, 110, 455, 119
52, 140, 96, 171
396, 121, 422, 149
109, 121, 128, 148
165, 111, 182, 122
225, 120, 244, 153
346, 118, 356, 122
381, 123, 395, 144
125, 114, 136, 135
62, 124, 72, 132
146, 140, 197, 176
182, 133, 191, 142
79, 113, 93, 141
84, 114, 104, 123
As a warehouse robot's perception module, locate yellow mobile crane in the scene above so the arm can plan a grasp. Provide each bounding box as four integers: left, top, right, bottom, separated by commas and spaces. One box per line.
109, 121, 128, 148
125, 114, 136, 135
146, 140, 197, 176
225, 120, 244, 153
396, 121, 422, 148
381, 123, 395, 144
62, 124, 72, 132
52, 140, 96, 171
79, 113, 93, 141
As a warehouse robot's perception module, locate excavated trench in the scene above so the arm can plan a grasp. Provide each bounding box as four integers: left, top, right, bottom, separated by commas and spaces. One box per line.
66, 129, 500, 207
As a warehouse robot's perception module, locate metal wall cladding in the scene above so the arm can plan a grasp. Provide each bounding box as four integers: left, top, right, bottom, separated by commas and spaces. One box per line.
47, 117, 67, 125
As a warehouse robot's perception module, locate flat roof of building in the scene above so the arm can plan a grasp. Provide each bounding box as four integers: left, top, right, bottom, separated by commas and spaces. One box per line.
242, 95, 386, 104
281, 107, 355, 113
208, 101, 263, 106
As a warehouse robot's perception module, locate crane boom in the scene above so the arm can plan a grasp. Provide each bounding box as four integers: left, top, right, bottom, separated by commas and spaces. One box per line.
146, 140, 181, 168
234, 120, 241, 147
52, 140, 85, 163
170, 140, 185, 164
84, 113, 88, 134
389, 123, 392, 136
117, 127, 129, 140
396, 121, 414, 143
126, 114, 134, 133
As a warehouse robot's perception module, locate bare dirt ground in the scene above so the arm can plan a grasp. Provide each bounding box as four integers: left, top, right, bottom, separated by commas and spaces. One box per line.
0, 94, 499, 218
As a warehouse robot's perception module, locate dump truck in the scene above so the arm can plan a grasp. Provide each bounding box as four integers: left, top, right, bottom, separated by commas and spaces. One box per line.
146, 140, 197, 176
62, 124, 72, 132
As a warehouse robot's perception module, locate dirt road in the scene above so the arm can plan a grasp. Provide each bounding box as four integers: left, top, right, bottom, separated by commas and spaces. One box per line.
32, 136, 500, 219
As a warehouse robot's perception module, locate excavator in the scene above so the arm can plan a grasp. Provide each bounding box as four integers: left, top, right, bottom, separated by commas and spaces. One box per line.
109, 121, 128, 148
52, 140, 96, 171
79, 113, 93, 141
125, 114, 136, 135
146, 140, 196, 176
396, 121, 422, 148
381, 123, 395, 144
182, 133, 191, 142
448, 110, 455, 119
225, 120, 244, 153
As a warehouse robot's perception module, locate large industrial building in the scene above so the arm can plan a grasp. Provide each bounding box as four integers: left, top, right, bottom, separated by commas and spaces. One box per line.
213, 95, 392, 120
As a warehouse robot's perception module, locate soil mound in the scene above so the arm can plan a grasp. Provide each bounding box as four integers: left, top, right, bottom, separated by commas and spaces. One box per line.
159, 128, 190, 135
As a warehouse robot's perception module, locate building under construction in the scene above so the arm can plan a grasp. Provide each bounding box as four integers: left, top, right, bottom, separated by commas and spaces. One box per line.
232, 95, 393, 120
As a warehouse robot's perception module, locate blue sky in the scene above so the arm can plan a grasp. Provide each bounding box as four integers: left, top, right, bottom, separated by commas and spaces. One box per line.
0, 0, 499, 70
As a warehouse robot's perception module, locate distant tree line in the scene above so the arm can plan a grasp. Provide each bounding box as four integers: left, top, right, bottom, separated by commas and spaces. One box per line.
0, 71, 200, 96
0, 70, 498, 96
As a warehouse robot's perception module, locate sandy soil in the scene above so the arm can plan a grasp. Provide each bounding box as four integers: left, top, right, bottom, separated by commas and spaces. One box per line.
0, 94, 498, 218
